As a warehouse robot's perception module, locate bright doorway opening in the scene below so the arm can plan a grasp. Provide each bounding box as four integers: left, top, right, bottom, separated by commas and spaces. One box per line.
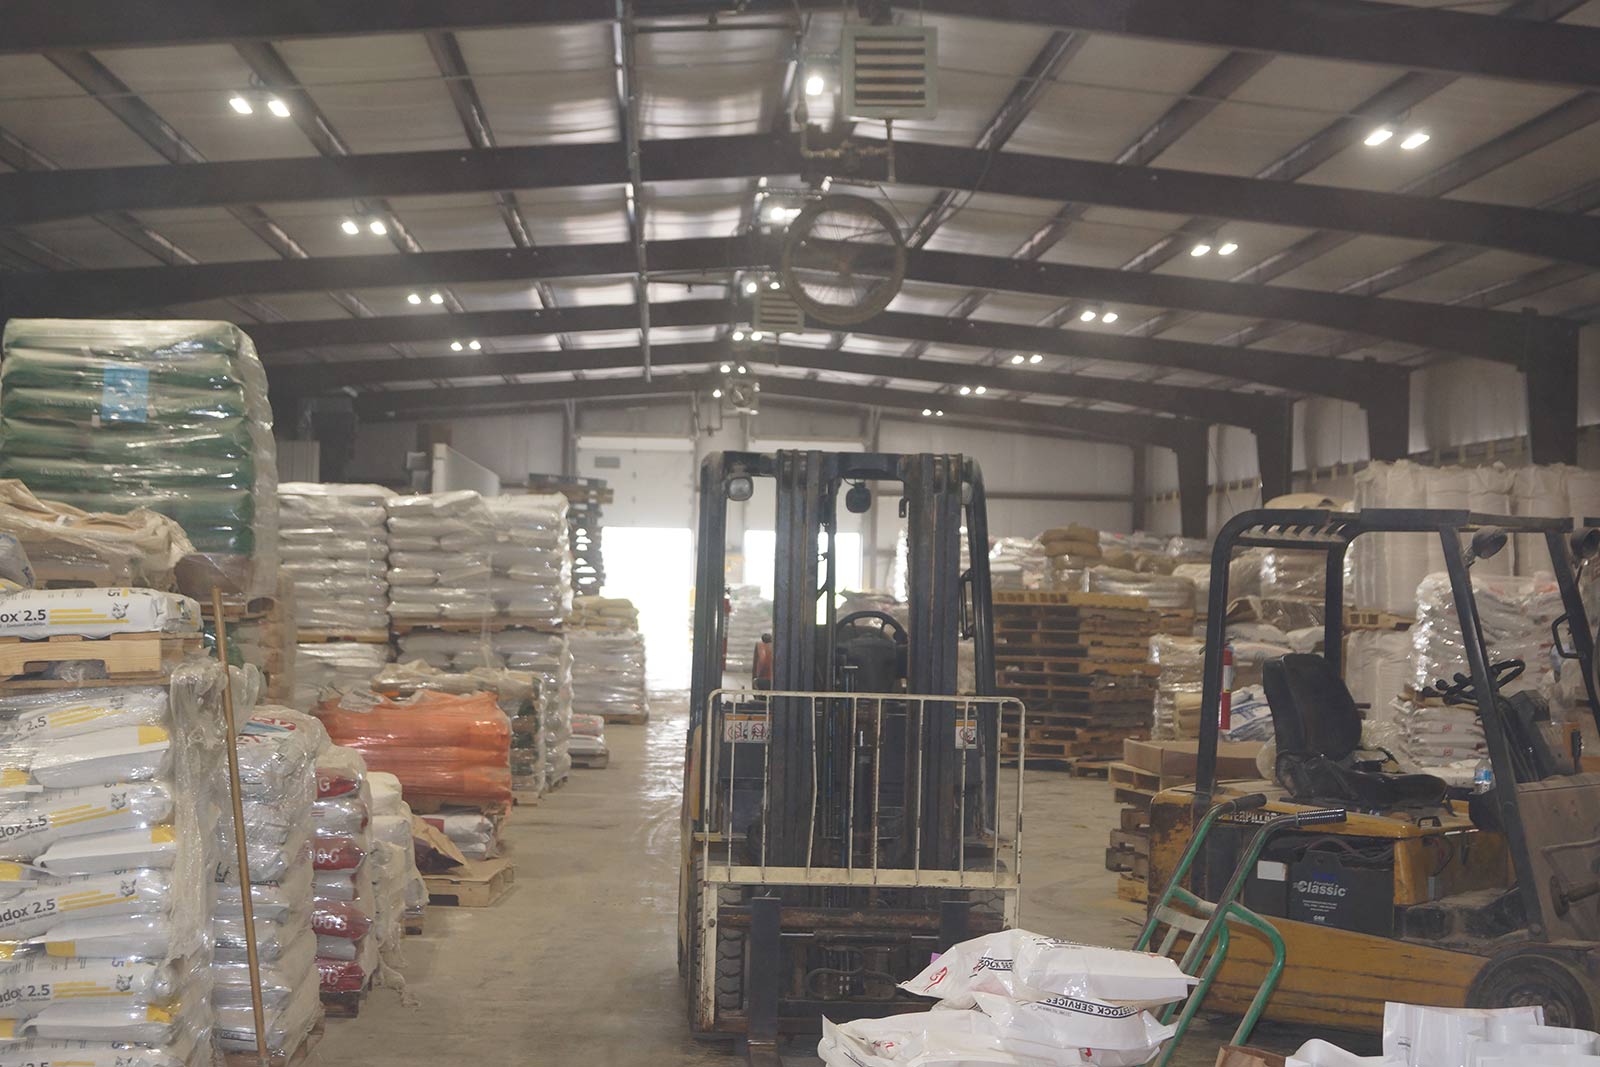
603, 526, 694, 691
741, 529, 864, 602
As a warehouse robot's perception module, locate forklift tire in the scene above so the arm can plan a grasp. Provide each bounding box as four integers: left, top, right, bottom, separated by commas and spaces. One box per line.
1467, 946, 1600, 1030
716, 927, 745, 1012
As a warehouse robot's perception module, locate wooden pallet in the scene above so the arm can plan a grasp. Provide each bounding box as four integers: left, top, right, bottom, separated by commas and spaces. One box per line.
0, 632, 201, 683
202, 594, 279, 622
1344, 609, 1414, 632
572, 751, 611, 769
512, 787, 543, 806
994, 630, 1148, 651
297, 629, 390, 644
403, 909, 426, 937
224, 1019, 324, 1067
1107, 761, 1189, 794
993, 590, 1149, 610
996, 656, 1160, 677
425, 857, 516, 907
391, 618, 564, 636
599, 710, 649, 725
1065, 758, 1113, 779
1001, 737, 1122, 762
321, 982, 369, 1019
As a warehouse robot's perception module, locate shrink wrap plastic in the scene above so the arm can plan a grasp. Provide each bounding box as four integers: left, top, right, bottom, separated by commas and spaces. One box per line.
385, 492, 495, 621
277, 483, 394, 633
990, 537, 1047, 591
0, 657, 224, 1064
486, 494, 572, 623
316, 691, 511, 806
0, 319, 278, 596
0, 480, 192, 590
569, 630, 647, 722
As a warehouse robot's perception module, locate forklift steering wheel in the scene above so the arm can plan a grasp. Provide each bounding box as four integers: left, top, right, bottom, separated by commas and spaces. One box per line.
835, 610, 907, 644
1429, 659, 1526, 705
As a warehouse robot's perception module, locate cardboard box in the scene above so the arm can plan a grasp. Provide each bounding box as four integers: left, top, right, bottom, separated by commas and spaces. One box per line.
1123, 738, 1264, 782
1215, 1047, 1286, 1067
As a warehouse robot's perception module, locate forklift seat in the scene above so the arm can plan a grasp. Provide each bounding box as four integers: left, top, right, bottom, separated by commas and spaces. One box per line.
1264, 653, 1448, 810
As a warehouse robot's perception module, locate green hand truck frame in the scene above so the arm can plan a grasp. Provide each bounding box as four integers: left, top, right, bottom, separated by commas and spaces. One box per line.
1135, 794, 1349, 1066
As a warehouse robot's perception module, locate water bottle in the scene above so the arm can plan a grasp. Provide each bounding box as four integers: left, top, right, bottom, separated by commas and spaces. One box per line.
1473, 758, 1494, 793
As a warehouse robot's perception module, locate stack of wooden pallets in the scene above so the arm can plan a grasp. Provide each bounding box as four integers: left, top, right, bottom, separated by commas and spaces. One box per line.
993, 590, 1159, 770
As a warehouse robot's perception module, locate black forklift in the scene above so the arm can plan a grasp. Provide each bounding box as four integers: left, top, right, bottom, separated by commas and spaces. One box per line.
677, 451, 1023, 1061
1147, 507, 1600, 1031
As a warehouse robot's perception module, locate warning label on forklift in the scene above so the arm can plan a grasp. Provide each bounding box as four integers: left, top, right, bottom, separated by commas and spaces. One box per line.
723, 712, 769, 744
955, 718, 977, 749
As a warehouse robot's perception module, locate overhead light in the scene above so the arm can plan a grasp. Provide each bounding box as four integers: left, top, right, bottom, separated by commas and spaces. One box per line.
266, 96, 291, 119
1101, 311, 1119, 324
934, 410, 944, 417
959, 386, 972, 395
1028, 354, 1042, 364
1364, 125, 1395, 147
406, 292, 422, 305
450, 341, 463, 352
821, 176, 833, 192
1078, 309, 1097, 323
768, 280, 780, 290
743, 280, 758, 295
719, 363, 731, 373
339, 219, 360, 236
757, 176, 768, 189
467, 340, 481, 351
750, 332, 764, 341
922, 408, 933, 416
228, 95, 253, 116
1400, 131, 1430, 150
731, 331, 745, 342
974, 385, 987, 395
1190, 242, 1212, 257
805, 73, 826, 96
1217, 242, 1238, 257
428, 292, 444, 305
368, 219, 387, 236
1010, 354, 1025, 365
736, 365, 748, 374
713, 388, 723, 398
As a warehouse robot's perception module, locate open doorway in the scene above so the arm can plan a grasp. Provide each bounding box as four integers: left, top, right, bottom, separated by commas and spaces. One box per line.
602, 525, 694, 692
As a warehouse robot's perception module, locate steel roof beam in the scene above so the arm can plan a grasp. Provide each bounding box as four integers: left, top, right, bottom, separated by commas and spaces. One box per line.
6, 134, 1598, 269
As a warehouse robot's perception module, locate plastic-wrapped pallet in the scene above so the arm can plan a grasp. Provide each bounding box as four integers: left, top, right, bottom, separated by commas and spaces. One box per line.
385, 491, 496, 621
570, 629, 648, 724
486, 494, 572, 624
217, 707, 325, 1059
292, 642, 391, 712
365, 772, 425, 968
278, 483, 394, 634
1345, 629, 1414, 717
316, 690, 513, 808
0, 655, 225, 1066
0, 479, 194, 589
1150, 633, 1203, 740
494, 632, 572, 789
989, 537, 1047, 591
569, 595, 639, 630
309, 743, 380, 1004
1352, 461, 1433, 615
372, 660, 544, 796
724, 584, 772, 675
1410, 572, 1565, 711
0, 318, 278, 597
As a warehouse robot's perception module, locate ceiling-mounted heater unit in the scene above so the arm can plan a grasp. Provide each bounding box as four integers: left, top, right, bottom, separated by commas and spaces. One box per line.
843, 25, 937, 121
752, 286, 805, 334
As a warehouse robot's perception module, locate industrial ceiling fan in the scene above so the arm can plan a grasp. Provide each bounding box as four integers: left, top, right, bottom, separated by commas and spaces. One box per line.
778, 193, 906, 327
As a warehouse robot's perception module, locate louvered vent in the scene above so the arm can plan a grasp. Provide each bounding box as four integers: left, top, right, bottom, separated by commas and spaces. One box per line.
753, 287, 805, 334
843, 25, 937, 121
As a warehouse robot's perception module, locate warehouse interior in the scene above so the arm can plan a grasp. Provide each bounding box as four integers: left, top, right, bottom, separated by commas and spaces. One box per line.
0, 2, 1599, 1065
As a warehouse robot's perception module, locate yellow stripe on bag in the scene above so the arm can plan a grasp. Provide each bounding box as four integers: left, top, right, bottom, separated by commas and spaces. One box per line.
136, 725, 169, 745
45, 942, 76, 957
0, 864, 25, 882
150, 826, 174, 843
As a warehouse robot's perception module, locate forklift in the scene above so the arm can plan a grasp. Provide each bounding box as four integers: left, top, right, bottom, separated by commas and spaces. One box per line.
677, 451, 1024, 1061
1146, 507, 1600, 1032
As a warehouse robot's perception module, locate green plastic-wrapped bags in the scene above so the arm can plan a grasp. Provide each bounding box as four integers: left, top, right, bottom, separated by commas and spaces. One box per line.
0, 319, 278, 596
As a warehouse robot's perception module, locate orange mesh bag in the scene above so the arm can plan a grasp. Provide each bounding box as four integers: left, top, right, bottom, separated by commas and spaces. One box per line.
316, 691, 511, 805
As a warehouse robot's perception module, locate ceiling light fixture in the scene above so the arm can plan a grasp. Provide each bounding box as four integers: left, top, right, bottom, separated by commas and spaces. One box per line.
228, 95, 253, 115
1028, 354, 1042, 364
974, 385, 987, 395
1217, 242, 1238, 256
750, 332, 764, 341
428, 292, 444, 305
768, 280, 780, 291
1010, 354, 1025, 365
1100, 311, 1119, 324
339, 219, 360, 236
467, 340, 481, 351
368, 219, 387, 236
266, 96, 291, 119
743, 281, 758, 295
731, 330, 745, 342
934, 410, 944, 417
821, 176, 833, 192
406, 293, 422, 305
450, 341, 463, 352
719, 363, 731, 373
922, 408, 933, 416
1400, 131, 1430, 150
805, 73, 826, 96
713, 388, 723, 398
1190, 242, 1212, 257
959, 386, 972, 395
737, 365, 748, 374
1364, 125, 1395, 147
1079, 309, 1098, 323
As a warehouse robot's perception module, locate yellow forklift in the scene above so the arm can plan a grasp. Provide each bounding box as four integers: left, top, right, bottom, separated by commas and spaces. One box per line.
1146, 507, 1600, 1032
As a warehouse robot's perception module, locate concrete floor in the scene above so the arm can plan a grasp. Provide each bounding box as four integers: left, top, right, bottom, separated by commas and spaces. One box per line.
315, 695, 1351, 1066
